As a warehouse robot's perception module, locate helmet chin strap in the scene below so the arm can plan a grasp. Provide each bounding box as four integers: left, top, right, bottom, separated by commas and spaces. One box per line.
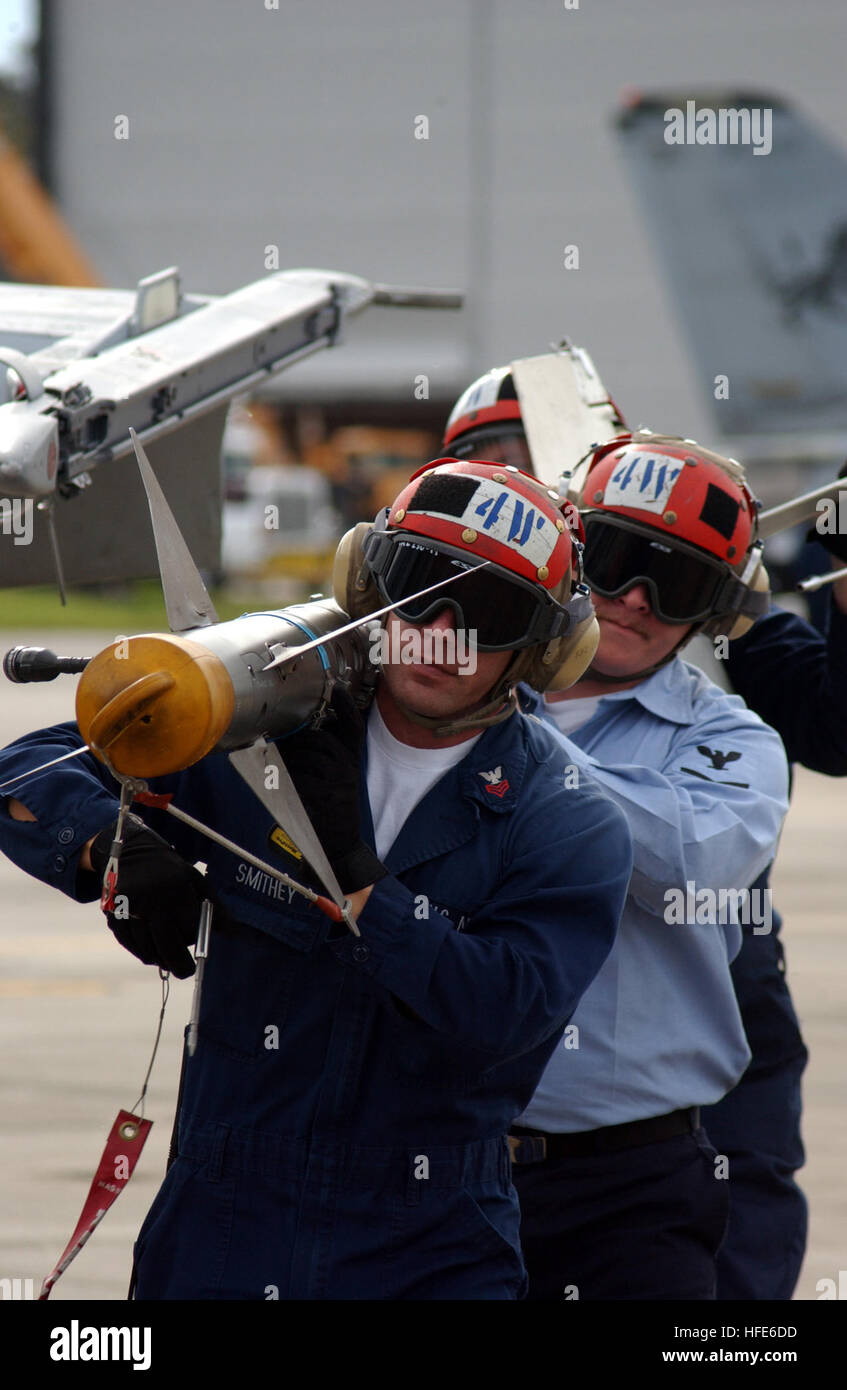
390, 687, 518, 739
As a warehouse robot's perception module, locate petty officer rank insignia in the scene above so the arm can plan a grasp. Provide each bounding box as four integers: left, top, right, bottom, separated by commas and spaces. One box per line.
479, 766, 510, 798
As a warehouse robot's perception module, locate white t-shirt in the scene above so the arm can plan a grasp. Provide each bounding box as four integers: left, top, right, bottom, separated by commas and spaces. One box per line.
366, 703, 482, 861
542, 693, 603, 737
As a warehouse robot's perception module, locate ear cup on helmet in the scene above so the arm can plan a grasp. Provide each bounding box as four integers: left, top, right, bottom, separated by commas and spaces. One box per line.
332, 522, 380, 620
504, 613, 600, 696
543, 614, 601, 691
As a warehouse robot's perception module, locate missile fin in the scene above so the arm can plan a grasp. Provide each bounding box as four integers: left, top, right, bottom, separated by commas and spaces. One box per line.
510, 348, 622, 488
129, 427, 218, 632
228, 739, 350, 914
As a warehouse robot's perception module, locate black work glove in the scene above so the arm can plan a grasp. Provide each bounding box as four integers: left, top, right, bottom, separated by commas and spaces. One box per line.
806, 460, 847, 563
278, 688, 387, 895
89, 814, 209, 978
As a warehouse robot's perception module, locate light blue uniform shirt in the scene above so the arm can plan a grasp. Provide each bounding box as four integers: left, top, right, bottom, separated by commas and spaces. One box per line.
518, 657, 790, 1131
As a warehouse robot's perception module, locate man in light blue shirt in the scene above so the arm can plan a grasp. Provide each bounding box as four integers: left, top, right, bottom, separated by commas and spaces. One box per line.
444, 385, 789, 1299
519, 659, 784, 1136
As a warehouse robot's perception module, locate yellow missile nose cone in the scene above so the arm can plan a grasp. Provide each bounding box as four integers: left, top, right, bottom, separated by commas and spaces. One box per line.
76, 633, 235, 778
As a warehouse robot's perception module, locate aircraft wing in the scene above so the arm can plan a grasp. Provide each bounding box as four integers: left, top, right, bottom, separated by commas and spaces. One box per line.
615, 92, 847, 440
0, 283, 154, 365
0, 268, 459, 589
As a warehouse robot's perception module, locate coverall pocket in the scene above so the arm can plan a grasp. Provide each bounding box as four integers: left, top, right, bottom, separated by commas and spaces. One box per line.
689, 1129, 732, 1252
197, 925, 304, 1060
384, 1182, 527, 1299
133, 1156, 236, 1299
450, 1186, 528, 1297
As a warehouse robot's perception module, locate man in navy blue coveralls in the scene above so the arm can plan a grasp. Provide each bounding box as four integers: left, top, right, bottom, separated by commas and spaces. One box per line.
703, 555, 847, 1299
0, 459, 631, 1300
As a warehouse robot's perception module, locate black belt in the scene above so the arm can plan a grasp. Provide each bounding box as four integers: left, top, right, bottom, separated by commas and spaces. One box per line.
508, 1107, 700, 1165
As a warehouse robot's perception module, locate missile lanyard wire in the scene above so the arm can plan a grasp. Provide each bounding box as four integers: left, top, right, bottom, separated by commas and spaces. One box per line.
36, 969, 168, 1299
129, 969, 170, 1121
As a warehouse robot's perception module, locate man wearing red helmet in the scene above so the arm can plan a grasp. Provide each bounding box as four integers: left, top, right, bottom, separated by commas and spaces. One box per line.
448, 362, 847, 1301
0, 458, 632, 1300
446, 375, 790, 1300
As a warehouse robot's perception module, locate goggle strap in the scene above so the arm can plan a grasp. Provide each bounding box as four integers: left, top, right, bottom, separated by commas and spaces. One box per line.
715, 571, 768, 621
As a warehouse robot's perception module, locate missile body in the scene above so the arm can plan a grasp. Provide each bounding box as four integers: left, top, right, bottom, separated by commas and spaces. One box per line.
75, 599, 376, 779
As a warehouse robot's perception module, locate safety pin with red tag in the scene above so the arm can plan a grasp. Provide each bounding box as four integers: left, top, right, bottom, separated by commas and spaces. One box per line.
38, 1109, 153, 1299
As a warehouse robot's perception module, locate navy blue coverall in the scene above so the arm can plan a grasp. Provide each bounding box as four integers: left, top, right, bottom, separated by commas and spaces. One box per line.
0, 708, 631, 1300
703, 600, 847, 1299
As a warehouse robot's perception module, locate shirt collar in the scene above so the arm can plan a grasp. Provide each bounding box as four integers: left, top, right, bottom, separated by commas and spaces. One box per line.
589, 657, 699, 726
360, 708, 529, 875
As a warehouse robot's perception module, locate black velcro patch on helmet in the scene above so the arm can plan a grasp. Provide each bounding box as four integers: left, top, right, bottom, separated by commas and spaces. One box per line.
407, 474, 480, 516
699, 483, 739, 540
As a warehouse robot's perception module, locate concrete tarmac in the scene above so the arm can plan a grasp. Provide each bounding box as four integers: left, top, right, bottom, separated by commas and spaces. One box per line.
0, 629, 843, 1301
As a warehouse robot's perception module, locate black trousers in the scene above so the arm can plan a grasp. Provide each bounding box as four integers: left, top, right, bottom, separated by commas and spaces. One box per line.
513, 1127, 729, 1301
702, 923, 808, 1300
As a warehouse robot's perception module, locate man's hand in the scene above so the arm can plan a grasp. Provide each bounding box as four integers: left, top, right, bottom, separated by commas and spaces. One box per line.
89, 815, 208, 978
348, 884, 374, 920
279, 689, 387, 896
